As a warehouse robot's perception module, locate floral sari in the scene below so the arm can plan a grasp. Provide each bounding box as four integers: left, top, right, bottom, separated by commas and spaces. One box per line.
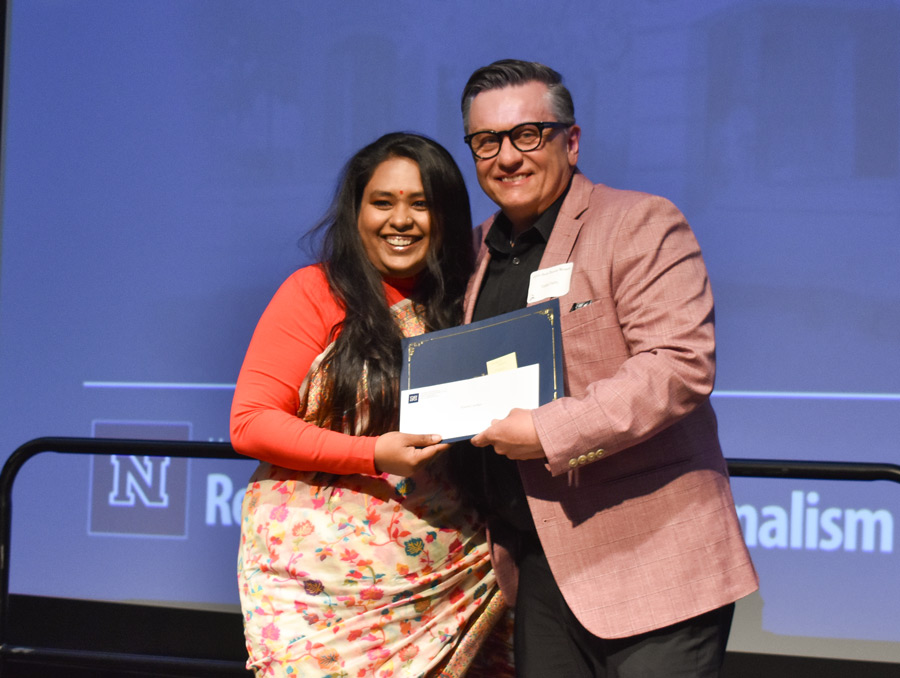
238, 299, 510, 677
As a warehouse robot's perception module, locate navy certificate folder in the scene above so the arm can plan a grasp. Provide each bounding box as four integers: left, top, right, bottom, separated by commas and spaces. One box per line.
400, 298, 564, 442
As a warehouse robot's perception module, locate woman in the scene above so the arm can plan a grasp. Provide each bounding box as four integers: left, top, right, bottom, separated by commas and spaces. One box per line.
231, 133, 505, 677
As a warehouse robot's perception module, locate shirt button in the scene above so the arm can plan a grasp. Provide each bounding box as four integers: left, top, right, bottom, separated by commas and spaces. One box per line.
512, 257, 521, 265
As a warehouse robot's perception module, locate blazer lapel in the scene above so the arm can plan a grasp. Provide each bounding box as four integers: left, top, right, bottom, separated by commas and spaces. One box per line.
535, 171, 592, 283
464, 171, 593, 320
464, 224, 491, 323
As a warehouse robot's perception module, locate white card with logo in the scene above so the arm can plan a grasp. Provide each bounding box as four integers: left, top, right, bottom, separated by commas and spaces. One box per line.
527, 262, 573, 303
400, 364, 540, 442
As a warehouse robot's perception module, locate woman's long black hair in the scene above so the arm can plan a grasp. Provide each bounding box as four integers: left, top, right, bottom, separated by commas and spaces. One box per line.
305, 132, 475, 435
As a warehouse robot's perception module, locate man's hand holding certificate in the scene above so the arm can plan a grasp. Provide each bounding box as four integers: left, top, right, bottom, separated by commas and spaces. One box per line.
399, 299, 563, 444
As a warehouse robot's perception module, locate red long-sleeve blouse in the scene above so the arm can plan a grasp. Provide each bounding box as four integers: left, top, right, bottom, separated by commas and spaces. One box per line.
229, 264, 414, 475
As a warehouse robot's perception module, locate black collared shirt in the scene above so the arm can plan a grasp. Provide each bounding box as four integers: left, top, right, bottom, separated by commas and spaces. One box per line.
466, 185, 569, 531
471, 195, 563, 322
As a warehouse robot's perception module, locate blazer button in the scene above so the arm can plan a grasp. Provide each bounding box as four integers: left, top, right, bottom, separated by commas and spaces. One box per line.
587, 451, 597, 462
577, 454, 588, 465
568, 458, 578, 468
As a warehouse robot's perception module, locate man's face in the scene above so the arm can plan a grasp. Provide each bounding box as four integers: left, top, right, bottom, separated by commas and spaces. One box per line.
466, 81, 580, 232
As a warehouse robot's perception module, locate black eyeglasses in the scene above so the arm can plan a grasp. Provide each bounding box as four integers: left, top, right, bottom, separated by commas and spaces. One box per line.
463, 121, 569, 159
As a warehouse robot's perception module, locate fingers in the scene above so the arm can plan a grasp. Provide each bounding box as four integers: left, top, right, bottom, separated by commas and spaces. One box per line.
467, 413, 545, 460
419, 442, 451, 456
405, 439, 450, 466
470, 419, 498, 448
405, 433, 442, 447
396, 440, 447, 475
374, 432, 448, 476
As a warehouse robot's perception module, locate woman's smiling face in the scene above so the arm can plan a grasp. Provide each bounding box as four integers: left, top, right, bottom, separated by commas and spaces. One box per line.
357, 156, 432, 279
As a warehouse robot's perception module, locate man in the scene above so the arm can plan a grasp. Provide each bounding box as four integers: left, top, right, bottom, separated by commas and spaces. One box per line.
460, 59, 758, 677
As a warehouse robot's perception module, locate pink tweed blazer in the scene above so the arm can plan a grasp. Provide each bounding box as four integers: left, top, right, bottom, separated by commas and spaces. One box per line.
464, 171, 758, 638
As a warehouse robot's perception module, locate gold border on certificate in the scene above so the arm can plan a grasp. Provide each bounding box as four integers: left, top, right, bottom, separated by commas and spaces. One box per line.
404, 304, 561, 400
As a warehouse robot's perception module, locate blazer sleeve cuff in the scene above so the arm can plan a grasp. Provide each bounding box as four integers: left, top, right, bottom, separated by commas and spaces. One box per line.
533, 401, 608, 476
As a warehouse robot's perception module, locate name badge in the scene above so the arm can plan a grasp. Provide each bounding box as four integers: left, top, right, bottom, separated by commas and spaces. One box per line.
527, 262, 573, 304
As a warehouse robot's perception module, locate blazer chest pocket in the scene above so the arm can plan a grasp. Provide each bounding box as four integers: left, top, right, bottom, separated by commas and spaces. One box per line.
560, 298, 629, 377
561, 298, 610, 332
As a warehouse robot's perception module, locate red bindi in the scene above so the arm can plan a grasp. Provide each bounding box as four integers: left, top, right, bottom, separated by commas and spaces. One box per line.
399, 190, 404, 194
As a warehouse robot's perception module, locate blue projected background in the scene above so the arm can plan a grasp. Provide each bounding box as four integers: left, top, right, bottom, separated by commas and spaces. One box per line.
1, 0, 898, 663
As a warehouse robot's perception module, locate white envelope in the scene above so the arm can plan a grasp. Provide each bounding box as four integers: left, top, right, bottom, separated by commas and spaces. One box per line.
399, 364, 540, 442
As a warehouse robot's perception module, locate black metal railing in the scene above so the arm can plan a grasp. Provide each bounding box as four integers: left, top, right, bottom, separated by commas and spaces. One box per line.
726, 458, 900, 483
1, 436, 899, 675
0, 437, 250, 676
